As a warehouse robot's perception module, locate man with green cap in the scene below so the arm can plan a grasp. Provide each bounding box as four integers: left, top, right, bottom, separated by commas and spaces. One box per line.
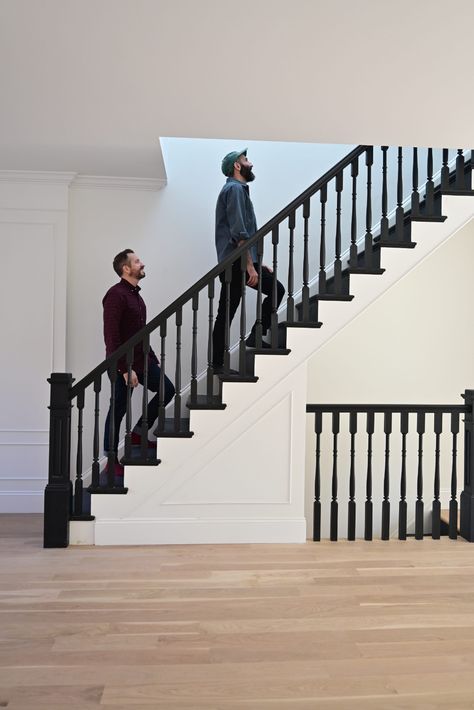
212, 149, 285, 374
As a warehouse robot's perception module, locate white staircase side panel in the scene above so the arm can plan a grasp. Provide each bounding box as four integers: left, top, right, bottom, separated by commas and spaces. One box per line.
92, 360, 308, 545
84, 191, 474, 546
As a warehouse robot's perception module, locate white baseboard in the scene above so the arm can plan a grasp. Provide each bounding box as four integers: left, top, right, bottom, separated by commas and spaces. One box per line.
91, 517, 307, 546
0, 492, 43, 513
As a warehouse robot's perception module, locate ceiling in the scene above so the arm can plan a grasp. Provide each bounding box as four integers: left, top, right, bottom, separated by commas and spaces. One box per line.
1, 0, 473, 178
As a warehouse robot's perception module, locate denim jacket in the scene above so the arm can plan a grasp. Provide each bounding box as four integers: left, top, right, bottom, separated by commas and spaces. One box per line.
215, 177, 258, 264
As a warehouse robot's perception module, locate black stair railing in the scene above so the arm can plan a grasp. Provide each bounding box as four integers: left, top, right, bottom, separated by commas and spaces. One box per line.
307, 391, 474, 542
44, 146, 473, 547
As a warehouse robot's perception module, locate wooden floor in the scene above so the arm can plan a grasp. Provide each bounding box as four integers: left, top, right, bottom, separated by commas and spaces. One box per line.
2, 517, 474, 709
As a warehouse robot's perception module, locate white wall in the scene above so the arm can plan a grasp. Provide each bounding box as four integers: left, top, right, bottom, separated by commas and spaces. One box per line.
305, 217, 474, 538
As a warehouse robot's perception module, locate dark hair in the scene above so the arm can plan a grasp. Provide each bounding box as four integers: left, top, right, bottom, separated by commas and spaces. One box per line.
113, 249, 134, 277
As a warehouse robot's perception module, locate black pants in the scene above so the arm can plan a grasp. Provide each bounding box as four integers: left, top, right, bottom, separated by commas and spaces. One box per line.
212, 262, 285, 368
104, 360, 175, 453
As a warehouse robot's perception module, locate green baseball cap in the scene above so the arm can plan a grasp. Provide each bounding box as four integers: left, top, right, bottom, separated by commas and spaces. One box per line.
221, 148, 247, 177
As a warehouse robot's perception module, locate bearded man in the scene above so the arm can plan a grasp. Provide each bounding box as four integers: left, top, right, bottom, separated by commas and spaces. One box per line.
212, 149, 285, 374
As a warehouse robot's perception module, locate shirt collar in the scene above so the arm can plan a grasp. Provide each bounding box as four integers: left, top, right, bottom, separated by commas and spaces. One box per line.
226, 177, 248, 187
120, 278, 141, 293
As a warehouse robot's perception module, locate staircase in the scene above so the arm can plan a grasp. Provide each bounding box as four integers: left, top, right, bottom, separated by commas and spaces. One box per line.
43, 146, 474, 547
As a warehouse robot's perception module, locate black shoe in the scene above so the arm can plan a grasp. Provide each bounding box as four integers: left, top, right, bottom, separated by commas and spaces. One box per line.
245, 334, 272, 349
213, 365, 240, 376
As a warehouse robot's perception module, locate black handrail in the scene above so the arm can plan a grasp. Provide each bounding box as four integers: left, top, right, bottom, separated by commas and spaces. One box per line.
70, 144, 368, 399
306, 404, 467, 414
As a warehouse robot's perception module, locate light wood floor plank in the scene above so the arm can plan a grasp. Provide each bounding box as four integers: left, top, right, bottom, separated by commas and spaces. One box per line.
2, 515, 474, 708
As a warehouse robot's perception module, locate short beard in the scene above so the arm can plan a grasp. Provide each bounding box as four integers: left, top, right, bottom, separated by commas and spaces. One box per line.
240, 165, 255, 182
137, 270, 146, 280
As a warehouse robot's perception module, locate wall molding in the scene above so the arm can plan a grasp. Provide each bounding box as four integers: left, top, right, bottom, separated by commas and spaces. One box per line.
0, 170, 76, 186
72, 175, 167, 192
0, 171, 167, 192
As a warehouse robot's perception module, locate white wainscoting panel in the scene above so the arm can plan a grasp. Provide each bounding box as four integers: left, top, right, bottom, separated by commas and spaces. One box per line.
0, 176, 70, 512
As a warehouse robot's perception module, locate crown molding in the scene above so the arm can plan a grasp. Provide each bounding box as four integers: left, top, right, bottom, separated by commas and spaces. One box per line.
71, 175, 167, 191
0, 170, 77, 186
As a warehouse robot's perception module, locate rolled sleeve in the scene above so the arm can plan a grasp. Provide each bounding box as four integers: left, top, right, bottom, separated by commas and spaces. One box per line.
226, 184, 250, 245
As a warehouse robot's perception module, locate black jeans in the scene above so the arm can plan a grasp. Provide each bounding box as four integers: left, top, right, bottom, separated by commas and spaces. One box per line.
212, 261, 285, 368
104, 360, 175, 453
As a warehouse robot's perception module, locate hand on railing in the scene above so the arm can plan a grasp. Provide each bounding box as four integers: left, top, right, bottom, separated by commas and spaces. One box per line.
123, 370, 139, 388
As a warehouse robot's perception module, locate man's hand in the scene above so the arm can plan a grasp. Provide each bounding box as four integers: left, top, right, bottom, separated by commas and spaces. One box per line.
123, 370, 139, 387
246, 265, 258, 287
263, 264, 273, 274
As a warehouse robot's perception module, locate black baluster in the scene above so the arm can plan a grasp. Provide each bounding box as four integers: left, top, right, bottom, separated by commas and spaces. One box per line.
411, 147, 420, 217
124, 349, 133, 460
349, 157, 359, 269
207, 280, 215, 397
348, 411, 357, 541
287, 212, 295, 323
395, 147, 404, 242
333, 172, 343, 295
313, 411, 322, 542
399, 411, 408, 540
90, 375, 101, 489
301, 199, 310, 320
223, 265, 232, 370
255, 238, 264, 347
365, 411, 374, 541
380, 146, 389, 243
140, 334, 150, 461
270, 225, 279, 349
449, 412, 459, 539
432, 411, 442, 539
455, 149, 465, 190
73, 389, 85, 517
330, 412, 340, 542
441, 149, 450, 191
191, 294, 199, 396
174, 309, 182, 433
425, 148, 435, 216
319, 186, 328, 295
382, 411, 392, 540
239, 251, 247, 373
107, 367, 117, 487
415, 411, 425, 539
330, 411, 340, 541
364, 148, 374, 265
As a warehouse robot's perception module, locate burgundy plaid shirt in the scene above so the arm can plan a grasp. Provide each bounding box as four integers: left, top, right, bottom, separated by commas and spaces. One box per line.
103, 279, 158, 374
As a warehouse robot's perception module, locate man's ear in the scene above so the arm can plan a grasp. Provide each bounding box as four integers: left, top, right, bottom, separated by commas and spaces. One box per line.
234, 161, 241, 174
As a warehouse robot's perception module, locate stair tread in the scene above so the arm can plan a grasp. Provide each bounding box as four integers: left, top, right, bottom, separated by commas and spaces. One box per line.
376, 240, 417, 249
154, 417, 194, 438
279, 320, 323, 328
442, 189, 474, 196
412, 214, 447, 223
187, 395, 226, 410
315, 294, 354, 302
218, 374, 259, 383
249, 347, 291, 355
348, 267, 385, 275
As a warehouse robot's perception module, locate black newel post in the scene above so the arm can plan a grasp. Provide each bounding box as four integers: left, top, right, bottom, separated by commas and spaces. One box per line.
460, 390, 474, 542
44, 373, 74, 548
